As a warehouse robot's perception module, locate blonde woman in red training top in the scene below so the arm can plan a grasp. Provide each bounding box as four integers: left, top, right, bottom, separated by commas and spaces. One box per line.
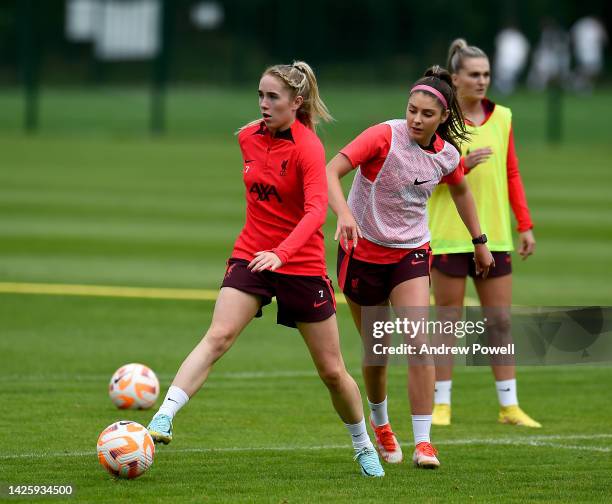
147, 61, 385, 478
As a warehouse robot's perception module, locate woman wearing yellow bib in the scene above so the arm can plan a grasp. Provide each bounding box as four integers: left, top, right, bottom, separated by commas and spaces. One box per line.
428, 39, 540, 428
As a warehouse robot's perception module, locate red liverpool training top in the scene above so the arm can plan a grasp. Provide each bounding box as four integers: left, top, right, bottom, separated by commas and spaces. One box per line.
231, 119, 328, 276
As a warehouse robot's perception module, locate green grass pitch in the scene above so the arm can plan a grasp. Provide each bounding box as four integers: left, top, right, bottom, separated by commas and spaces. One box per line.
0, 87, 611, 502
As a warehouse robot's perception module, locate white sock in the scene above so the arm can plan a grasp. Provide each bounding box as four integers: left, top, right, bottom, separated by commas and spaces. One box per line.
496, 378, 518, 407
434, 380, 452, 405
345, 418, 373, 452
368, 396, 389, 427
412, 415, 432, 445
157, 385, 190, 419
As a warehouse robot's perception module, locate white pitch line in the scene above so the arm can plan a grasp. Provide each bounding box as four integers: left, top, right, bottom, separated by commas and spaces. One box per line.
512, 442, 611, 453
1, 434, 610, 460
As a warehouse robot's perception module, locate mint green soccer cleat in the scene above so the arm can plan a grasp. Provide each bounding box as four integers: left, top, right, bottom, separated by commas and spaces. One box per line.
354, 446, 385, 477
147, 414, 173, 444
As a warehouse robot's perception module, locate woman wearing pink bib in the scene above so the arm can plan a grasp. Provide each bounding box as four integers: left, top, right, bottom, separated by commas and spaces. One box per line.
327, 66, 494, 469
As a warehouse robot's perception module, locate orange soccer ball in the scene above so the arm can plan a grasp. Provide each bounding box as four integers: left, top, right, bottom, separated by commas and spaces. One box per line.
108, 363, 160, 409
97, 421, 155, 479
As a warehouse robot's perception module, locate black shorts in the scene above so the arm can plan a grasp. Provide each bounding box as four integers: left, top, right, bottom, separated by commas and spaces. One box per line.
337, 245, 431, 306
221, 258, 336, 328
431, 251, 512, 278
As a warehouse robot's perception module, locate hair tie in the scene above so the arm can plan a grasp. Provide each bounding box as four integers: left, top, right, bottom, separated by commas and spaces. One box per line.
410, 84, 448, 109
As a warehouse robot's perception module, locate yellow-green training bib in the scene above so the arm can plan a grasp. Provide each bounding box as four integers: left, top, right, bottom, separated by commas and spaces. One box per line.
428, 104, 513, 254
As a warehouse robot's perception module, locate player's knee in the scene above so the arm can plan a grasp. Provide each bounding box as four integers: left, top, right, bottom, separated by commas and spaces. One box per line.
485, 314, 512, 349
435, 305, 463, 323
204, 325, 238, 356
318, 365, 346, 391
486, 314, 511, 334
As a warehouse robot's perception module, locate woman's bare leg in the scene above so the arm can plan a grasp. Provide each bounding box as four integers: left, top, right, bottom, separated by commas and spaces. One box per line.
297, 315, 363, 423
171, 287, 262, 396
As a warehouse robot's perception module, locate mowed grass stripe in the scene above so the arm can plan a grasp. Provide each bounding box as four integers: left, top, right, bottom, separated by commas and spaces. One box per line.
0, 281, 481, 305
1, 434, 610, 460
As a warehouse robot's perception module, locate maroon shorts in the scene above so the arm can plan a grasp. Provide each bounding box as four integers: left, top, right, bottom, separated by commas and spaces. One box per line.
336, 245, 431, 306
221, 258, 336, 328
431, 251, 512, 278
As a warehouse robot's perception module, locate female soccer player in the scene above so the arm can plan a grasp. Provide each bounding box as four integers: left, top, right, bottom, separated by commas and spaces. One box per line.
428, 39, 541, 428
147, 61, 385, 478
327, 66, 494, 469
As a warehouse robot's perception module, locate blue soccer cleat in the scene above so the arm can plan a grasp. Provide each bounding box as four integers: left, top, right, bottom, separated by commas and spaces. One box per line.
354, 446, 385, 477
147, 414, 173, 444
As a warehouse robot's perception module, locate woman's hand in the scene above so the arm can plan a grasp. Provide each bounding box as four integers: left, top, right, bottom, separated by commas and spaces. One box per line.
518, 229, 536, 260
474, 244, 495, 279
248, 251, 282, 272
334, 210, 363, 249
464, 147, 493, 170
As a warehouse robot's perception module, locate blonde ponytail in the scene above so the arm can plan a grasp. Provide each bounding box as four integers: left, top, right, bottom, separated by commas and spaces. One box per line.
289, 61, 333, 130
447, 38, 487, 74
238, 60, 332, 133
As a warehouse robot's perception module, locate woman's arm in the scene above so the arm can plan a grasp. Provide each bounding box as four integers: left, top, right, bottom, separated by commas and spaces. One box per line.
326, 153, 363, 249
506, 127, 536, 260
448, 178, 495, 278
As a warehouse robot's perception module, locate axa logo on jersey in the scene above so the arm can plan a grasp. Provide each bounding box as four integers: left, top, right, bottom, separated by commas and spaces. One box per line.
250, 183, 282, 202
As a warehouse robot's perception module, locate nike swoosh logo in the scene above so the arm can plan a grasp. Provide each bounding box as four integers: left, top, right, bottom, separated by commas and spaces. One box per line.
414, 178, 432, 185
411, 260, 425, 265
499, 388, 511, 392
244, 159, 254, 163
113, 374, 125, 384
167, 398, 178, 403
314, 300, 329, 308
119, 421, 133, 426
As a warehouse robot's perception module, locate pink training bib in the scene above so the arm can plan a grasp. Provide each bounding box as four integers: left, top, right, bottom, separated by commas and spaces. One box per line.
347, 119, 459, 249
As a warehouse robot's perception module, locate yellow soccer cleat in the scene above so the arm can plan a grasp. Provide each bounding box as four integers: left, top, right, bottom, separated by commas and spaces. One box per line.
432, 403, 451, 426
498, 405, 542, 428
